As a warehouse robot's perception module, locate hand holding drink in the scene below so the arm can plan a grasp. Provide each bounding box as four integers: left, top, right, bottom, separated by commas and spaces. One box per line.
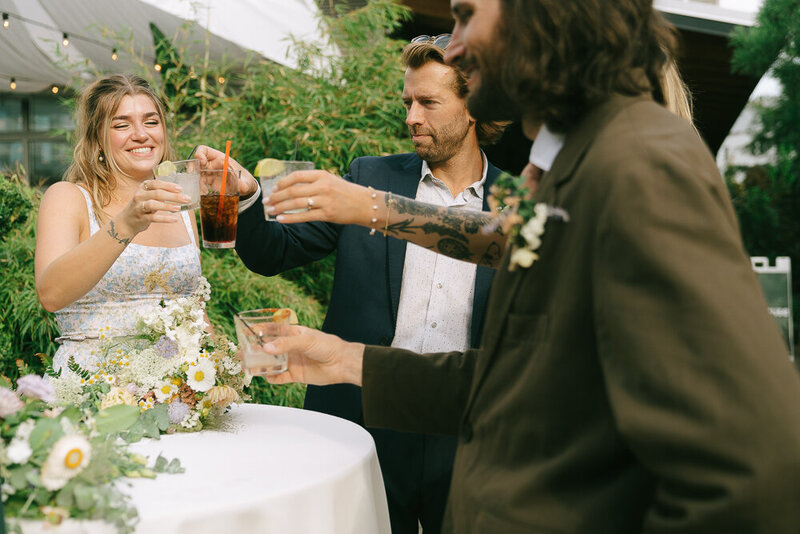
154, 159, 202, 210
254, 159, 314, 221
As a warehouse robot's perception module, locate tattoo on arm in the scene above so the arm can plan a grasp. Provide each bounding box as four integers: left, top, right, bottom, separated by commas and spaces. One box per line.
107, 220, 132, 246
480, 242, 503, 267
385, 194, 506, 266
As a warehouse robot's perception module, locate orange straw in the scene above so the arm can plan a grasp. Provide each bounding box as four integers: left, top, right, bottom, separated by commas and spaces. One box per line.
218, 140, 231, 220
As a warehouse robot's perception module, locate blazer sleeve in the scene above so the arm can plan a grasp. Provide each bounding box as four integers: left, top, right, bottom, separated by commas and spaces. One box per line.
234, 163, 366, 276
361, 345, 479, 436
591, 138, 800, 531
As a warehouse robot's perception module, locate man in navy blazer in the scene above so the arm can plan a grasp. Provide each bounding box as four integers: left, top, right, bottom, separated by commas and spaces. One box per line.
198, 40, 505, 533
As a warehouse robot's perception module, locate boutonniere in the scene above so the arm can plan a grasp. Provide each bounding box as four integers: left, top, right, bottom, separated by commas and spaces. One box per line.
487, 172, 569, 271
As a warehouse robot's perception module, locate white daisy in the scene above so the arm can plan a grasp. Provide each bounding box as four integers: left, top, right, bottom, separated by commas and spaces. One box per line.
40, 435, 91, 490
153, 380, 177, 403
186, 359, 216, 392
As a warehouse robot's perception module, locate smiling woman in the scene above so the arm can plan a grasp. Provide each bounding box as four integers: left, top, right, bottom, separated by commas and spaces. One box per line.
32, 74, 203, 372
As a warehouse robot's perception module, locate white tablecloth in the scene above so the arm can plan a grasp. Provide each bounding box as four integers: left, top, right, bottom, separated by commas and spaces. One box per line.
15, 404, 391, 534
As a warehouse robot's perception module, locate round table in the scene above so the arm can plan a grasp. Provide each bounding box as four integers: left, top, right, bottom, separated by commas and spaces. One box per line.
14, 404, 391, 534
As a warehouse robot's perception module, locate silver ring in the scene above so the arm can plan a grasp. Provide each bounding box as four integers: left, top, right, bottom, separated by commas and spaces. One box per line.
141, 202, 148, 213
143, 180, 152, 191
307, 197, 315, 208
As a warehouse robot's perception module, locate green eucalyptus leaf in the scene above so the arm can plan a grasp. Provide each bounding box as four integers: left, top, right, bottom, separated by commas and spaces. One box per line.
73, 484, 95, 511
165, 457, 184, 474
95, 404, 140, 434
55, 485, 75, 508
28, 417, 62, 452
154, 455, 168, 471
7, 465, 32, 490
122, 420, 145, 443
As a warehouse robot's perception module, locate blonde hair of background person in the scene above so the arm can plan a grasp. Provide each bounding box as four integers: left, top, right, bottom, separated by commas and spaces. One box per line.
35, 74, 193, 312
658, 57, 696, 127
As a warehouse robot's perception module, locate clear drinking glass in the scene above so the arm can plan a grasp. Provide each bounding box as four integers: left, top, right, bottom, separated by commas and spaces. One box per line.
153, 159, 201, 210
234, 309, 292, 376
256, 160, 314, 220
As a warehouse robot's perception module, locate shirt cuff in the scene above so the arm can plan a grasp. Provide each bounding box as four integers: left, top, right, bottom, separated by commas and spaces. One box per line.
238, 182, 261, 213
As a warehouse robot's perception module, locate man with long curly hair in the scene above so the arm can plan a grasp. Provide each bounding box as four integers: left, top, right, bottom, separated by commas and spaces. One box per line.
264, 1, 800, 532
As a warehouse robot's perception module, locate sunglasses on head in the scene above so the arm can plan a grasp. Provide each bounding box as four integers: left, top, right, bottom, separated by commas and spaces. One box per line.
410, 34, 452, 50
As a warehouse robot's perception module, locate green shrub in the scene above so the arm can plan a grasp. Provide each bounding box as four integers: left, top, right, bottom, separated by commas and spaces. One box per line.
0, 172, 59, 380
729, 0, 800, 344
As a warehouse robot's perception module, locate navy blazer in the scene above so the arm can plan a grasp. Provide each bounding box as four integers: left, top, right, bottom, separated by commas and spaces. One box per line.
235, 153, 501, 422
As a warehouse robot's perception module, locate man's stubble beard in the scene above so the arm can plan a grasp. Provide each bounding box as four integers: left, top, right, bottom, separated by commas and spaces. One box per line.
412, 115, 472, 165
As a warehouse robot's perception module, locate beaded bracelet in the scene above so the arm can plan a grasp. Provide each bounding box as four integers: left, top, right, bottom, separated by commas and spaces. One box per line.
368, 186, 379, 235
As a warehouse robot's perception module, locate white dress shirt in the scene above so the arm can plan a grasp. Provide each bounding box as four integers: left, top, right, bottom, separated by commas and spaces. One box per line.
528, 125, 565, 172
391, 153, 488, 354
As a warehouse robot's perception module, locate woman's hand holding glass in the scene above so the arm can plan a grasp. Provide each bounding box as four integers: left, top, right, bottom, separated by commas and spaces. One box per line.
115, 179, 190, 236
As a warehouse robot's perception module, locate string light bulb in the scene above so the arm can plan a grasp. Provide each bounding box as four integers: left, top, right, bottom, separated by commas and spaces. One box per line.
2, 13, 9, 29
9, 78, 16, 90
62, 33, 69, 47
111, 48, 118, 61
51, 84, 59, 94
154, 63, 162, 72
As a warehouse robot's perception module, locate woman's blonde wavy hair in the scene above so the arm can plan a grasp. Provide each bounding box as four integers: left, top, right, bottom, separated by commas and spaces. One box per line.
64, 74, 174, 224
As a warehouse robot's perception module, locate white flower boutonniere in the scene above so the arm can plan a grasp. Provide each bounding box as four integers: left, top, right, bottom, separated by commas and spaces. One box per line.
487, 173, 569, 272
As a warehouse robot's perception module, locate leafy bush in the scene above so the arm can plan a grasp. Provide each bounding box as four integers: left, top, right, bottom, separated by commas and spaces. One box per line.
728, 0, 800, 344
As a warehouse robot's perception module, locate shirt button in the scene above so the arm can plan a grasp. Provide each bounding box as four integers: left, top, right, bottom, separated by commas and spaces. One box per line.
431, 322, 437, 328
437, 282, 443, 289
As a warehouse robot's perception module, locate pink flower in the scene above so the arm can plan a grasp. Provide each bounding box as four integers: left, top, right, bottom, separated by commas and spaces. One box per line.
16, 375, 56, 404
0, 388, 24, 417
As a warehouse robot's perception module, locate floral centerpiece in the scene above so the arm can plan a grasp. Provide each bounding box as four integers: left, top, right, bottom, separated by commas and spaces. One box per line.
50, 277, 250, 436
1, 375, 182, 533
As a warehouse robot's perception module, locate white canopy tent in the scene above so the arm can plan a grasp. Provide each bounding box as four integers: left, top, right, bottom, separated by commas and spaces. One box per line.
0, 0, 323, 93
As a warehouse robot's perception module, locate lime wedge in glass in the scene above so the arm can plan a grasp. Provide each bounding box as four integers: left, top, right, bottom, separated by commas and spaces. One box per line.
156, 160, 177, 177
254, 158, 286, 178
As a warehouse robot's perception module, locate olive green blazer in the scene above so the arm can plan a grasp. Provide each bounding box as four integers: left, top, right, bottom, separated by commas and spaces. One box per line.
362, 94, 800, 533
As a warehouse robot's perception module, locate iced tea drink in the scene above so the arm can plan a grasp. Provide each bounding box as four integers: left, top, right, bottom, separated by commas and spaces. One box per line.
200, 193, 239, 248
198, 168, 241, 248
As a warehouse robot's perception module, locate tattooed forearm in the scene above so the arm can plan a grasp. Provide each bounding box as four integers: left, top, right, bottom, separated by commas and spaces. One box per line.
106, 220, 132, 246
384, 194, 507, 268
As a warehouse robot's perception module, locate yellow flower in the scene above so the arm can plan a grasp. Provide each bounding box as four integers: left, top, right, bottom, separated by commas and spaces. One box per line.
153, 380, 178, 403
138, 398, 155, 412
